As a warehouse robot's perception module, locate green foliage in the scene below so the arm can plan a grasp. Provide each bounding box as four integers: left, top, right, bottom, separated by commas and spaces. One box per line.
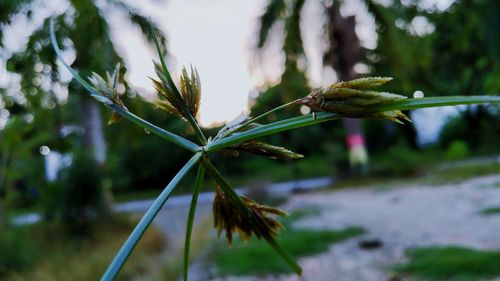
479, 206, 500, 216
0, 226, 36, 276
395, 246, 500, 281
39, 152, 106, 234
2, 217, 166, 281
444, 140, 470, 161
439, 111, 500, 153
372, 141, 421, 176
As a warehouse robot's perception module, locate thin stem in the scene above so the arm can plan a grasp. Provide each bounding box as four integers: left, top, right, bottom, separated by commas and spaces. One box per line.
50, 18, 199, 153
183, 165, 205, 281
244, 99, 300, 127
375, 95, 500, 111
215, 99, 300, 141
101, 153, 202, 281
201, 157, 302, 275
149, 21, 207, 145
111, 105, 199, 152
206, 112, 339, 152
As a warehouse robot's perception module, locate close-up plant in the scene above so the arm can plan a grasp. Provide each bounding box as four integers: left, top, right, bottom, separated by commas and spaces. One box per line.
49, 17, 500, 281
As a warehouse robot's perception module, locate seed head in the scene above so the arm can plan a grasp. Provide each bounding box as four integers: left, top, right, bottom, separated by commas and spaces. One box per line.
88, 63, 127, 124
151, 63, 202, 121
298, 77, 411, 123
212, 186, 286, 245
225, 141, 303, 159
180, 66, 201, 118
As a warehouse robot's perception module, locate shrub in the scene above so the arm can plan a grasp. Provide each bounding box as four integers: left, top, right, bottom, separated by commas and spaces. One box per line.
0, 226, 36, 276
444, 140, 470, 161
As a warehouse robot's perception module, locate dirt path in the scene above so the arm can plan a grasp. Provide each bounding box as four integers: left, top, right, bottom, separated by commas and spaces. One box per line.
205, 174, 500, 281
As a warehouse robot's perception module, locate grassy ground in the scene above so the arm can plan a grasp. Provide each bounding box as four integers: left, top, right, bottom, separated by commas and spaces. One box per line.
212, 208, 365, 277
3, 215, 166, 281
424, 162, 500, 185
394, 246, 500, 281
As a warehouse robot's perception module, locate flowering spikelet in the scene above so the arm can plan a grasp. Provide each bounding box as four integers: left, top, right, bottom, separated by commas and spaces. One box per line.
212, 186, 286, 245
179, 66, 201, 118
88, 63, 127, 124
151, 63, 201, 120
224, 141, 303, 159
298, 77, 411, 123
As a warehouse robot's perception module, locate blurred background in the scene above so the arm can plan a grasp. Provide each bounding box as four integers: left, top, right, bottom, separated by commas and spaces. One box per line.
1, 0, 500, 280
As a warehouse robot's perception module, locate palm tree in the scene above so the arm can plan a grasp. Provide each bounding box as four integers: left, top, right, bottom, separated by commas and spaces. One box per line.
1, 0, 167, 164
0, 0, 167, 217
254, 0, 419, 173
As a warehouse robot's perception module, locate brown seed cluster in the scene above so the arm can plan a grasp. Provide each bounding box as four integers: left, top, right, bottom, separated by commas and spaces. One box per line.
298, 77, 411, 123
225, 141, 303, 159
151, 63, 201, 120
212, 186, 287, 245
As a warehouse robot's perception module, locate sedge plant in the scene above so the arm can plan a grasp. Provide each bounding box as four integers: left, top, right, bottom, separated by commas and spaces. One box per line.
49, 18, 500, 281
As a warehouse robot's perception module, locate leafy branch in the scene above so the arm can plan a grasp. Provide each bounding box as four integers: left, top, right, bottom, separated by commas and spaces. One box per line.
49, 18, 500, 281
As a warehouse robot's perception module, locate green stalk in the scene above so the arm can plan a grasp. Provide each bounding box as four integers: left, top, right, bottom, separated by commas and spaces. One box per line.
208, 95, 500, 152
207, 112, 339, 151
149, 21, 208, 145
101, 153, 202, 281
183, 165, 205, 281
215, 99, 300, 140
375, 95, 500, 111
201, 157, 302, 275
50, 18, 199, 153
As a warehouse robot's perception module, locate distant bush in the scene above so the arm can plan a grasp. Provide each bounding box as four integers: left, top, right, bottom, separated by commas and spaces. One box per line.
0, 226, 35, 276
39, 151, 107, 234
444, 140, 470, 161
372, 142, 421, 176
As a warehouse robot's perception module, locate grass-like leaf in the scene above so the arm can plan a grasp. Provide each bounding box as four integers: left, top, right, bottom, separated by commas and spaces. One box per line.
183, 165, 205, 281
208, 95, 500, 152
207, 112, 340, 152
101, 153, 202, 281
376, 95, 500, 111
49, 18, 199, 153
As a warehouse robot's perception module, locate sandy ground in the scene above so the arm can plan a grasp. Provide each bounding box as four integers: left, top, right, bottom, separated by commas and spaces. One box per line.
189, 174, 500, 281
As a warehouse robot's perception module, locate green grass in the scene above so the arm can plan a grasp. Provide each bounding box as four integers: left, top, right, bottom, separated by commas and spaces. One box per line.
227, 155, 335, 186
480, 206, 500, 215
213, 208, 364, 276
425, 162, 500, 185
4, 215, 167, 281
394, 246, 500, 281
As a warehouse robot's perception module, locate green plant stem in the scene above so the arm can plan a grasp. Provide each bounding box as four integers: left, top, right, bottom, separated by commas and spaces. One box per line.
201, 157, 302, 275
101, 153, 202, 281
215, 99, 300, 140
149, 21, 207, 145
207, 112, 339, 152
183, 165, 205, 281
111, 105, 199, 152
376, 96, 500, 111
50, 19, 199, 153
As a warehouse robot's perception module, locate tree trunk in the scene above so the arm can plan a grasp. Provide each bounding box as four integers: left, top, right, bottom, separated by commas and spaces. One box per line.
80, 94, 106, 165
324, 4, 368, 175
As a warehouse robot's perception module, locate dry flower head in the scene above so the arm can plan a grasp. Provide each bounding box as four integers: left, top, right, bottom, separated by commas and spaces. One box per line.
298, 77, 411, 123
212, 186, 287, 245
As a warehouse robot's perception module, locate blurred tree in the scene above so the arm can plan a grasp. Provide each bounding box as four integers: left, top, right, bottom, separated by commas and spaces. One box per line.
426, 0, 500, 148
0, 0, 168, 216
368, 0, 500, 150
253, 0, 423, 173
